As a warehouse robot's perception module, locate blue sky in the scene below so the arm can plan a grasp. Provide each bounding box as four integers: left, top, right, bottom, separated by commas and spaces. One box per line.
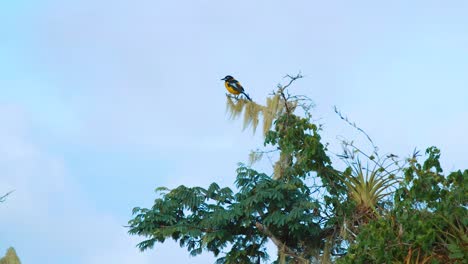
1, 1, 467, 263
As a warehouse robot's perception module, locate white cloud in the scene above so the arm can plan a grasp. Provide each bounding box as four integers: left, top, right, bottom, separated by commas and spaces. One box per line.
2, 1, 467, 263
0, 104, 155, 264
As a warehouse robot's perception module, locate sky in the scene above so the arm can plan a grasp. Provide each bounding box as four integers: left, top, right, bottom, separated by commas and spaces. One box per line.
0, 1, 467, 263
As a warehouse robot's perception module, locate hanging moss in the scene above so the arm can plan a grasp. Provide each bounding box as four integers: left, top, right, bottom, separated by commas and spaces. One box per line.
248, 150, 263, 166
226, 93, 287, 137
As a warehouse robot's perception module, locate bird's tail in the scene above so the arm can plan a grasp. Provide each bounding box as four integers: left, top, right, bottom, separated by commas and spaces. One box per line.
242, 92, 252, 101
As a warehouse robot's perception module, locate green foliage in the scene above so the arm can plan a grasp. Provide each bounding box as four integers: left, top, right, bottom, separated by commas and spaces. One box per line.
128, 79, 467, 263
340, 147, 467, 264
128, 114, 339, 263
336, 156, 401, 241
340, 159, 395, 212
129, 86, 347, 263
0, 248, 21, 264
265, 114, 335, 182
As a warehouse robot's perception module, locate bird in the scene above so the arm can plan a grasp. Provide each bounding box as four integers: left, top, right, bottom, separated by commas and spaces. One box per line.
221, 75, 252, 101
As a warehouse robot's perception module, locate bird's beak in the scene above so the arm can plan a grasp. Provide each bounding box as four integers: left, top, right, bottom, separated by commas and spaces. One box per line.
220, 77, 226, 80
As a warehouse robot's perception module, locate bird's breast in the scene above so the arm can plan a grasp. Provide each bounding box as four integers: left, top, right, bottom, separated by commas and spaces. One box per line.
225, 82, 241, 95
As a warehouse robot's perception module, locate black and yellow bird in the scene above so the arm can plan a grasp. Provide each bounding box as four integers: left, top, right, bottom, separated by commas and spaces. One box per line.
221, 75, 252, 101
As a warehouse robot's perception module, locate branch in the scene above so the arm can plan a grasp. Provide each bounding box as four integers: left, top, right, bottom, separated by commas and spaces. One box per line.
255, 222, 308, 262
277, 73, 303, 115
226, 93, 249, 102
280, 89, 291, 114
334, 106, 378, 154
318, 226, 337, 240
282, 73, 303, 90
0, 190, 14, 203
126, 223, 221, 234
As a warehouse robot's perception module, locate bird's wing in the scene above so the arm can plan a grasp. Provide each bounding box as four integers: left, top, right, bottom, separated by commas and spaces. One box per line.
229, 80, 245, 93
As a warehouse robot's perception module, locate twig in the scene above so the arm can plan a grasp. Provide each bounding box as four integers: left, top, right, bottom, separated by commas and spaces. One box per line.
0, 190, 14, 203
334, 106, 378, 155
282, 73, 303, 90
277, 73, 303, 114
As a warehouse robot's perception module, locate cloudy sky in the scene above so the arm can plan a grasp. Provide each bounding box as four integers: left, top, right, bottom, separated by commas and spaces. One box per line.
1, 1, 467, 263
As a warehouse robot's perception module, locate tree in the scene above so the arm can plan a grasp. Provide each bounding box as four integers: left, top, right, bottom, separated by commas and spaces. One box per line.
339, 147, 467, 263
128, 75, 467, 263
128, 75, 344, 263
1, 194, 21, 264
0, 248, 21, 264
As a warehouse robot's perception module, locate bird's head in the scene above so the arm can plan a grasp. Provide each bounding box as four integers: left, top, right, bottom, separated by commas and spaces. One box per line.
221, 75, 234, 81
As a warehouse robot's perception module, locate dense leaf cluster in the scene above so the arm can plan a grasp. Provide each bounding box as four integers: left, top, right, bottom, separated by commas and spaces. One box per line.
129, 113, 344, 263
128, 95, 467, 263
0, 248, 21, 264
340, 147, 467, 263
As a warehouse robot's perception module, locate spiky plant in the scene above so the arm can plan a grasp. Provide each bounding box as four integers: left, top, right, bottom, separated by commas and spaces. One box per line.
334, 108, 402, 240
340, 158, 399, 224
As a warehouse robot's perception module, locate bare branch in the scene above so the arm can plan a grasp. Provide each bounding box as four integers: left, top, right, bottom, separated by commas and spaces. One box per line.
282, 73, 304, 90
334, 106, 378, 155
0, 190, 14, 203
277, 73, 304, 115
